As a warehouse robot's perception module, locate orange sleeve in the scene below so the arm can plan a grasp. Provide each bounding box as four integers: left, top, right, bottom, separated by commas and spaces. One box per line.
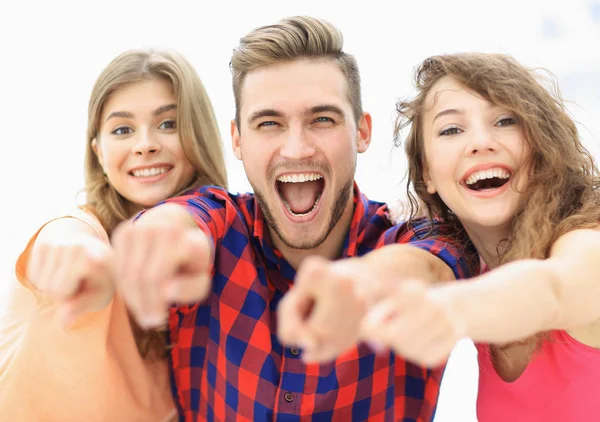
14, 208, 109, 297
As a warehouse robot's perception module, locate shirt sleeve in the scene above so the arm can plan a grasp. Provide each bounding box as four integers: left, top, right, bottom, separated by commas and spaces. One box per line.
383, 218, 478, 279
134, 187, 231, 250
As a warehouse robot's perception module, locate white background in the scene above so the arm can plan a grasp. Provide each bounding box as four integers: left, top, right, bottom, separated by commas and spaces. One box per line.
1, 1, 599, 420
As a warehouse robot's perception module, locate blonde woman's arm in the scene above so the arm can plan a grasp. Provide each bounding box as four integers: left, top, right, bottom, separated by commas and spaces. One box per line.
112, 203, 214, 328
26, 217, 115, 326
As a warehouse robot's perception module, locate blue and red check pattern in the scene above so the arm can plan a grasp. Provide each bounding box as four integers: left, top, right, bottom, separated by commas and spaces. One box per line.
161, 184, 474, 421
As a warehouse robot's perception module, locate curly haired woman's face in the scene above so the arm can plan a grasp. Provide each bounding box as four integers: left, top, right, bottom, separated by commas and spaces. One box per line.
420, 76, 530, 234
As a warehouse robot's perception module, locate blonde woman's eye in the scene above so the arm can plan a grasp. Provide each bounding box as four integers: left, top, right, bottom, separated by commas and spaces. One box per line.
112, 126, 133, 135
159, 119, 177, 130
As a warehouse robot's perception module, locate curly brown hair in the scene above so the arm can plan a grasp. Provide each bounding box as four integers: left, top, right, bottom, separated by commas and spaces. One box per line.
395, 52, 600, 362
396, 53, 600, 265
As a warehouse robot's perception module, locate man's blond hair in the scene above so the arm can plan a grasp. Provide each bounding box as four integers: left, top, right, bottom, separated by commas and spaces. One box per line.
230, 16, 362, 128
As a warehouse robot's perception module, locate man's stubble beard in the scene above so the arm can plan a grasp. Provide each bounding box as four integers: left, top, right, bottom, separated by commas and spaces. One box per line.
254, 178, 354, 250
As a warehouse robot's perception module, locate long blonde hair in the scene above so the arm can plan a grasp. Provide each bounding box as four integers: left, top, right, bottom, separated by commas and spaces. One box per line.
84, 48, 228, 358
85, 48, 228, 235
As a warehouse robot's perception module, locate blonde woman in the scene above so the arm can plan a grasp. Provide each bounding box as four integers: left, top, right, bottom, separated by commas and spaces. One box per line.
0, 48, 227, 421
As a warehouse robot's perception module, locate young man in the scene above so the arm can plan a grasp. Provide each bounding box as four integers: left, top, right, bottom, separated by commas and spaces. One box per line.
112, 16, 474, 421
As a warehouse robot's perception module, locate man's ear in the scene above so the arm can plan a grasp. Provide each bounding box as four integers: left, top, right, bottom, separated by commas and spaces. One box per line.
356, 112, 372, 154
231, 120, 242, 160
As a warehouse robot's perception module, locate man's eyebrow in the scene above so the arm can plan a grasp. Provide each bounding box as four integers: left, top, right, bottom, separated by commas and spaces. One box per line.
305, 104, 345, 117
247, 109, 284, 125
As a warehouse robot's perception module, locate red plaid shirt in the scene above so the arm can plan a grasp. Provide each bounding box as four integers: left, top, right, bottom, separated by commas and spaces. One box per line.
161, 185, 474, 421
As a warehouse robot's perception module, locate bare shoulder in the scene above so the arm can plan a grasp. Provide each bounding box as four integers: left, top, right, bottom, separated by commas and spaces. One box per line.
559, 225, 600, 347
549, 226, 600, 257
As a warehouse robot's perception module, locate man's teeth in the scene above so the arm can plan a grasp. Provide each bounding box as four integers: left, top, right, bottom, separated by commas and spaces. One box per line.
132, 167, 169, 178
465, 168, 510, 185
277, 173, 323, 183
283, 194, 322, 217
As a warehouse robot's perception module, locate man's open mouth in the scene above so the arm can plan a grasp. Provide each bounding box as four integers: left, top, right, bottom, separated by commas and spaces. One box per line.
276, 172, 325, 217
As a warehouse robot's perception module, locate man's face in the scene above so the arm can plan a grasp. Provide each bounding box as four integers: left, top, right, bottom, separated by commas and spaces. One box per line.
232, 59, 371, 250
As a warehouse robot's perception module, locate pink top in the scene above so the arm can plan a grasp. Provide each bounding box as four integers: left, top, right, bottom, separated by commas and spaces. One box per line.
476, 330, 600, 422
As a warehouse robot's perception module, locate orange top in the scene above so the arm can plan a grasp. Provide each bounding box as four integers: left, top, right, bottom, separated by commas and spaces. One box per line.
0, 208, 176, 421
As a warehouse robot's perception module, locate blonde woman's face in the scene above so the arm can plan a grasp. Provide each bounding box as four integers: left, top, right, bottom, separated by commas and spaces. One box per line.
93, 78, 195, 211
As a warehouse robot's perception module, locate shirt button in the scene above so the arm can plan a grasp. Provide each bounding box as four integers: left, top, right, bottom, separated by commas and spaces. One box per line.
290, 347, 300, 356
284, 392, 294, 402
